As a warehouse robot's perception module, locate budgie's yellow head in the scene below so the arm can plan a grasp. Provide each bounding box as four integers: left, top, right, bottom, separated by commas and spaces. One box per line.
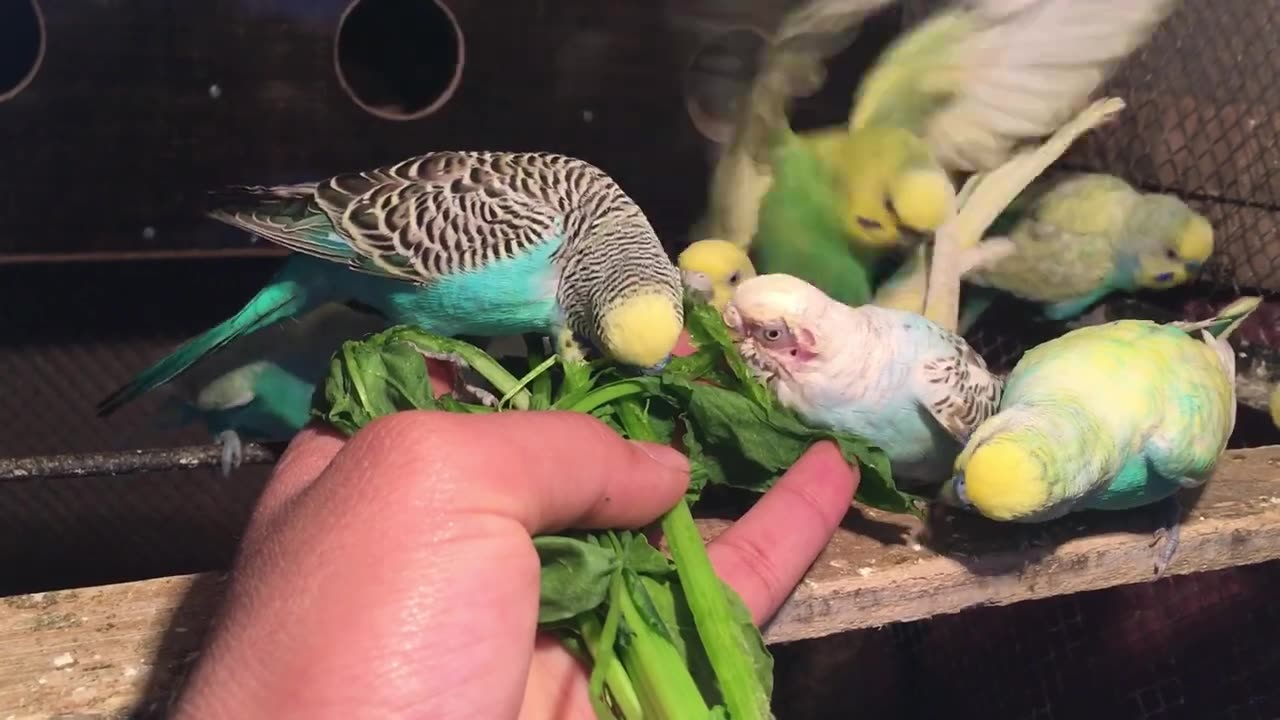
721, 274, 830, 389
944, 438, 1051, 522
678, 239, 758, 311
836, 126, 955, 249
598, 292, 685, 374
1131, 195, 1215, 290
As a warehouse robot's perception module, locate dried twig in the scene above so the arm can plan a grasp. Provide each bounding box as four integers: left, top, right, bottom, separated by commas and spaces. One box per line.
0, 443, 288, 482
922, 97, 1128, 332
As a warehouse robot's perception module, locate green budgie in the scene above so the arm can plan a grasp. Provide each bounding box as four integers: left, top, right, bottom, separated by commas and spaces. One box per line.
97, 152, 685, 418
964, 172, 1215, 322
939, 296, 1259, 577
155, 302, 389, 476
695, 0, 1179, 306
723, 272, 1002, 487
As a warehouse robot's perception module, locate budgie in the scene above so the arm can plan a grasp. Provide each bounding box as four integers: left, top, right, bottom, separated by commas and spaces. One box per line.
722, 272, 1002, 487
939, 296, 1260, 577
97, 152, 685, 418
964, 172, 1215, 322
698, 0, 1179, 307
678, 238, 758, 311
156, 302, 389, 476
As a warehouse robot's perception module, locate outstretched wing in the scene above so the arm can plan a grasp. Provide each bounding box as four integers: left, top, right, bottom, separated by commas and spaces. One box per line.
851, 0, 1179, 172
915, 330, 1003, 442
698, 0, 898, 247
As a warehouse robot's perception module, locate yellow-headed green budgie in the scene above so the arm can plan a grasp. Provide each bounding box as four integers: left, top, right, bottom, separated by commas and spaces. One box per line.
678, 239, 758, 310
964, 172, 1215, 321
698, 0, 1180, 308
939, 296, 1259, 577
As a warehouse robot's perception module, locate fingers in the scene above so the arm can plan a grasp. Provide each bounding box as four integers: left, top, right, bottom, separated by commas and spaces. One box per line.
707, 441, 858, 626
314, 410, 691, 536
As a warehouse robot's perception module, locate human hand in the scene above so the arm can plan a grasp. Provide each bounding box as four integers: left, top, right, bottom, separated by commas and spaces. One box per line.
173, 335, 859, 720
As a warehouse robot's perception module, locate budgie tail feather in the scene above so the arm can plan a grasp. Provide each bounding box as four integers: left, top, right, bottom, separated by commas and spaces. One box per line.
95, 270, 317, 418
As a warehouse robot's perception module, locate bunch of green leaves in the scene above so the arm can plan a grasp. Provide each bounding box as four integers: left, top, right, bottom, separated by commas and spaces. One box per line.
311, 300, 915, 719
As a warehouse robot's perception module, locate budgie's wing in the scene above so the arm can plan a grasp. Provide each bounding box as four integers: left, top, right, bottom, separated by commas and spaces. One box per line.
207, 183, 354, 264
699, 0, 898, 247
850, 0, 1178, 172
914, 331, 1002, 442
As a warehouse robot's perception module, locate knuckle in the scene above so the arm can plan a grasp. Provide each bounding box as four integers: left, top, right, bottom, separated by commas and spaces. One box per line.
718, 532, 786, 599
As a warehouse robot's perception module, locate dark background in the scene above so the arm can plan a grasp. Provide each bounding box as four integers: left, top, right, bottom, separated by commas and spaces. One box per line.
2, 0, 1279, 717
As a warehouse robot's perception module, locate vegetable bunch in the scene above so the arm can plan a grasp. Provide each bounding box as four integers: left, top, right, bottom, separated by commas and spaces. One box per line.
311, 300, 911, 719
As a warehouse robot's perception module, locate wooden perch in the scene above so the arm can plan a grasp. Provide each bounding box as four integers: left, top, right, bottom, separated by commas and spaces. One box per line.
5, 445, 1280, 718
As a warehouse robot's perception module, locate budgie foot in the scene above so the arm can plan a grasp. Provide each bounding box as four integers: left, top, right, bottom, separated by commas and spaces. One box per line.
554, 327, 589, 363
215, 430, 243, 478
959, 237, 1016, 276
419, 350, 500, 407
1150, 495, 1184, 579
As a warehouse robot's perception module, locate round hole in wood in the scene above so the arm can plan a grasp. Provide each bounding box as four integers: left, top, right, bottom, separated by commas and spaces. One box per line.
682, 27, 768, 144
0, 0, 45, 102
334, 0, 464, 121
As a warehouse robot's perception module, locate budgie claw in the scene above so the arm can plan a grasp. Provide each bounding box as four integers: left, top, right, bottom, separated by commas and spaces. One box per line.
215, 430, 244, 478
1150, 495, 1183, 579
417, 350, 498, 406
555, 327, 588, 363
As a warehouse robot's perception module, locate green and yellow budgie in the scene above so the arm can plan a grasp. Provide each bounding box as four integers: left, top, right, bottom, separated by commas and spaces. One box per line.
693, 0, 1181, 308
939, 296, 1259, 577
964, 172, 1215, 321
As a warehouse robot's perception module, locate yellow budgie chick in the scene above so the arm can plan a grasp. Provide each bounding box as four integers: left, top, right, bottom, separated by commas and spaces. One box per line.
678, 239, 758, 310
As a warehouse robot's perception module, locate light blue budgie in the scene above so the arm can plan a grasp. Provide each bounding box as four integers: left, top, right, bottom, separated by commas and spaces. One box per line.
938, 296, 1259, 577
722, 273, 1002, 487
97, 152, 685, 419
153, 302, 389, 476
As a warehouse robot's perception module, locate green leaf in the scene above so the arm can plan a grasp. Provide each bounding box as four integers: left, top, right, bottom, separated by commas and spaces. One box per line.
683, 300, 771, 407
663, 377, 912, 514
534, 535, 621, 625
313, 334, 446, 436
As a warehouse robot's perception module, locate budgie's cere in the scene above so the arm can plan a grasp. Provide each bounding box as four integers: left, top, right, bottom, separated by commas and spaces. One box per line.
967, 173, 1215, 321
940, 297, 1257, 575
723, 273, 1002, 486
678, 238, 758, 310
97, 152, 684, 419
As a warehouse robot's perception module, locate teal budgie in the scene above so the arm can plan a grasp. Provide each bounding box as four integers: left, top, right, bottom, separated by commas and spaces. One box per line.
965, 172, 1215, 322
722, 272, 1002, 487
156, 302, 388, 476
939, 296, 1259, 577
97, 152, 685, 418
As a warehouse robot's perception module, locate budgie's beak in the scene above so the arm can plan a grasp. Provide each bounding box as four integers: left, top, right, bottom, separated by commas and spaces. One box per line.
599, 293, 684, 372
937, 472, 969, 509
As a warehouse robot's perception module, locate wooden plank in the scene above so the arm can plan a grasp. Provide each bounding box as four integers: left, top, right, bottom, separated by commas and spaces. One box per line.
5, 446, 1280, 718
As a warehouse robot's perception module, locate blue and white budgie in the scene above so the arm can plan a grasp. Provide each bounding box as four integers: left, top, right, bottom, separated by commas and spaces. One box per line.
155, 302, 389, 476
938, 296, 1259, 577
722, 273, 1002, 487
97, 152, 685, 418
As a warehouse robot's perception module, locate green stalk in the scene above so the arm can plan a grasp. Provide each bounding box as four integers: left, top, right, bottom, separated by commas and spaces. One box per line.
612, 572, 711, 719
404, 335, 532, 410
662, 500, 768, 720
618, 401, 769, 720
559, 380, 650, 414
579, 608, 644, 719
501, 354, 558, 409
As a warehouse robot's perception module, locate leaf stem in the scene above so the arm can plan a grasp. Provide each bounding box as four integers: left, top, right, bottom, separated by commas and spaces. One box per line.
578, 613, 644, 720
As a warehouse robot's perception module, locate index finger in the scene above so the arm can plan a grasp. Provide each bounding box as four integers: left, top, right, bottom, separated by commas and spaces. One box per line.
308, 410, 692, 536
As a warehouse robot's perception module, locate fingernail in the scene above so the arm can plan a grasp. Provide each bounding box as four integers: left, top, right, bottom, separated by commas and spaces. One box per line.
633, 441, 689, 474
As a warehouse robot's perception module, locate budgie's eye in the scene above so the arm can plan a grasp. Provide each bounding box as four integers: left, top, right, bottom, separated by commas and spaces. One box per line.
1165, 248, 1180, 261
763, 328, 783, 341
728, 271, 741, 285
